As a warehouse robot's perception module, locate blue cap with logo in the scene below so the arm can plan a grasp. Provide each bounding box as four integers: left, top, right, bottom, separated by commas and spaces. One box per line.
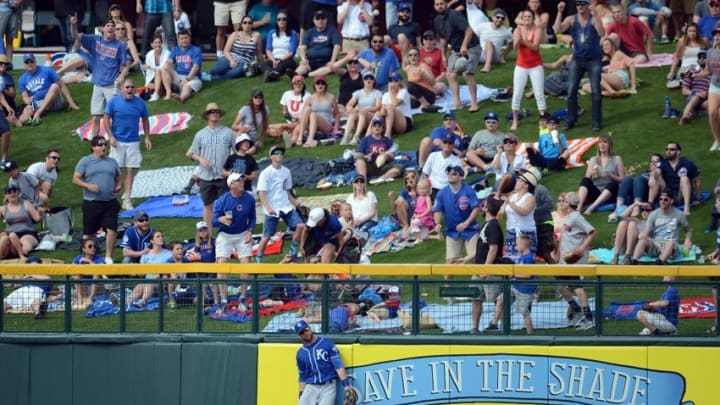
389, 71, 402, 82
294, 319, 310, 334
484, 112, 499, 122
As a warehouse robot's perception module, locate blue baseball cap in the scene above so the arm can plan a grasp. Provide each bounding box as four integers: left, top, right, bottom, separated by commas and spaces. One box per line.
371, 117, 384, 126
23, 54, 36, 63
362, 70, 375, 80
294, 319, 310, 334
443, 110, 456, 120
389, 71, 402, 82
398, 2, 412, 11
484, 112, 499, 122
445, 165, 465, 177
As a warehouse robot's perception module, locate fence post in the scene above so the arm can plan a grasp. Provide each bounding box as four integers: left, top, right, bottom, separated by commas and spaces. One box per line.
595, 276, 603, 336
195, 278, 203, 333
251, 275, 260, 334
321, 276, 329, 334
411, 276, 419, 335
502, 276, 511, 335
0, 277, 3, 333
119, 279, 126, 333
64, 275, 72, 333
158, 279, 165, 333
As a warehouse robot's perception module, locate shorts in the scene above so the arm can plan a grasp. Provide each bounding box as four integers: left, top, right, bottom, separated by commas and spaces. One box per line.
364, 157, 402, 179
82, 199, 120, 236
512, 287, 535, 315
404, 116, 414, 131
0, 8, 19, 40
0, 110, 9, 134
612, 69, 631, 88
470, 275, 503, 302
643, 311, 677, 333
216, 230, 253, 259
109, 141, 142, 168
710, 83, 720, 95
91, 85, 117, 116
648, 239, 677, 257
32, 92, 66, 113
199, 178, 227, 205
214, 1, 246, 26
580, 177, 619, 203
448, 46, 481, 75
406, 82, 436, 105
669, 0, 696, 15
4, 286, 45, 310
171, 71, 203, 93
445, 233, 479, 261
479, 45, 502, 64
308, 59, 329, 71
621, 47, 648, 61
263, 209, 303, 237
10, 230, 39, 242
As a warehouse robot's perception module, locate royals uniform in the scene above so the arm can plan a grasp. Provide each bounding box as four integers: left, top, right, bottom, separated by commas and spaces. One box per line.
297, 336, 346, 405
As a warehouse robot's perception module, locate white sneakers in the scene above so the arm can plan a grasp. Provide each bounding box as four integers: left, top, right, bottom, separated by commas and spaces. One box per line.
710, 140, 720, 151
122, 199, 134, 211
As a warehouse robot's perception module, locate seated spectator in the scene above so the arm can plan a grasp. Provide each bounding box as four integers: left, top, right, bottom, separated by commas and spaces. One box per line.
262, 10, 299, 82
636, 276, 679, 335
0, 54, 20, 128
667, 23, 708, 82
358, 34, 401, 91
232, 88, 270, 152
296, 9, 341, 77
131, 230, 177, 311
419, 31, 447, 87
403, 48, 442, 112
388, 170, 418, 234
162, 29, 202, 103
628, 189, 693, 265
3, 273, 52, 319
120, 211, 154, 264
142, 35, 170, 102
17, 54, 79, 126
186, 221, 216, 264
576, 135, 625, 215
611, 200, 652, 264
526, 115, 569, 171
341, 71, 382, 145
300, 207, 348, 264
277, 76, 311, 147
71, 238, 105, 307
3, 161, 40, 205
614, 153, 663, 220
202, 16, 263, 82
309, 53, 363, 115
706, 180, 720, 233
355, 117, 402, 184
26, 150, 61, 202
346, 175, 378, 234
607, 3, 653, 64
385, 2, 421, 61
489, 134, 526, 190
582, 37, 637, 97
0, 185, 42, 261
628, 0, 672, 44
466, 112, 505, 172
337, 0, 374, 54
422, 132, 463, 197
649, 141, 701, 216
698, 1, 720, 43
477, 8, 513, 73
417, 111, 466, 169
679, 50, 710, 125
248, 0, 278, 47
372, 72, 412, 138
295, 76, 340, 148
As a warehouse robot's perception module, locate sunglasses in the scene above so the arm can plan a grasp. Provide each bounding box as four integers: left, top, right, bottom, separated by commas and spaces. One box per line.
85, 244, 96, 249
363, 77, 375, 81
447, 171, 460, 176
208, 110, 221, 114
347, 60, 359, 64
443, 117, 455, 121
372, 40, 383, 44
659, 197, 671, 202
94, 142, 107, 146
24, 60, 35, 64
495, 15, 506, 20
389, 78, 400, 82
557, 199, 567, 203
48, 155, 60, 160
271, 150, 284, 156
136, 218, 149, 223
423, 36, 433, 40
504, 140, 515, 144
4, 189, 17, 194
125, 85, 134, 89
277, 17, 287, 21
242, 20, 253, 25
650, 159, 660, 163
314, 15, 326, 20
314, 81, 327, 86
353, 178, 366, 184
371, 122, 383, 127
641, 208, 653, 212
665, 147, 678, 151
485, 120, 498, 125
253, 94, 264, 99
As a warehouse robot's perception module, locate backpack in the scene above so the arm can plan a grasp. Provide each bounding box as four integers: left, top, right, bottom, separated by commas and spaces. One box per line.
336, 233, 363, 264
545, 68, 569, 97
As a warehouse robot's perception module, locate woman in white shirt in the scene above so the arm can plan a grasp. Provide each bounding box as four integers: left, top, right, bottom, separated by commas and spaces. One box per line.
143, 35, 170, 102
346, 175, 378, 233
373, 72, 413, 138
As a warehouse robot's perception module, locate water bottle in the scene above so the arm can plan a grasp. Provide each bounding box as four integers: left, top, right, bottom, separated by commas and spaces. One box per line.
664, 97, 671, 117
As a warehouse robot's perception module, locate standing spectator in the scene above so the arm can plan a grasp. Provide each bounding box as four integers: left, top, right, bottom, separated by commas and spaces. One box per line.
476, 9, 513, 73
71, 15, 129, 140
137, 231, 177, 311
500, 168, 538, 262
212, 173, 256, 311
606, 3, 653, 64
355, 117, 403, 183
700, 27, 720, 150
143, 35, 170, 102
466, 112, 505, 172
173, 7, 191, 37
637, 276, 680, 335
0, 64, 10, 164
296, 10, 341, 77
103, 79, 151, 211
628, 189, 693, 265
705, 181, 720, 232
26, 150, 61, 202
385, 3, 421, 63
72, 137, 121, 264
0, 0, 18, 63
222, 134, 259, 191
108, 4, 135, 43
434, 0, 482, 113
214, 0, 246, 58
337, 0, 374, 54
419, 31, 447, 86
120, 211, 154, 264
163, 29, 202, 103
186, 103, 235, 236
137, 0, 178, 55
576, 135, 625, 215
0, 54, 19, 129
294, 319, 354, 404
54, 0, 86, 52
0, 185, 42, 262
358, 34, 401, 91
433, 165, 482, 264
263, 10, 299, 82
557, 191, 596, 331
649, 141, 701, 216
203, 15, 263, 82
231, 88, 270, 152
511, 9, 546, 131
17, 54, 80, 127
255, 145, 305, 263
526, 116, 569, 171
699, 0, 720, 43
4, 161, 39, 205
679, 50, 710, 125
553, 0, 605, 132
114, 21, 141, 72
521, 167, 556, 264
300, 0, 340, 44
629, 0, 671, 44
249, 0, 279, 46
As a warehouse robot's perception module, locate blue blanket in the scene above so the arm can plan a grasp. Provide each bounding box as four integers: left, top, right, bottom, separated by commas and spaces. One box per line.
120, 195, 204, 219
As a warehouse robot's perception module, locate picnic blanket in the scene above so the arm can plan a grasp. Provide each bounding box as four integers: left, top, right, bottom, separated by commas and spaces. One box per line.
516, 137, 599, 169
73, 112, 193, 140
589, 246, 700, 264
426, 84, 498, 114
635, 53, 674, 68
603, 297, 716, 320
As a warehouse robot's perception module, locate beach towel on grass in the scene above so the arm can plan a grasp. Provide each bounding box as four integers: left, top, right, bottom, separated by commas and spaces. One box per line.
73, 112, 193, 140
422, 85, 497, 114
636, 53, 674, 68
603, 297, 716, 320
517, 137, 599, 169
589, 247, 700, 264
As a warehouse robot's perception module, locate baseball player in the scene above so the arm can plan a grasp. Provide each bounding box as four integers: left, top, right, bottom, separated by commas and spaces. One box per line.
295, 319, 356, 405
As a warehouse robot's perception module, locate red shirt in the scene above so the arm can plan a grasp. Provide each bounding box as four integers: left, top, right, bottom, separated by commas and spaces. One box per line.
516, 29, 543, 68
607, 17, 650, 54
420, 47, 446, 78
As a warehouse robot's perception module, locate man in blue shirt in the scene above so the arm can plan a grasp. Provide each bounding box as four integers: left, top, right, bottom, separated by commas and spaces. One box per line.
18, 54, 79, 127
433, 165, 482, 264
296, 9, 341, 77
358, 33, 401, 90
300, 207, 346, 264
212, 172, 256, 312
417, 111, 466, 169
71, 15, 129, 140
650, 141, 701, 216
637, 276, 680, 335
120, 211, 155, 264
163, 29, 203, 103
104, 79, 151, 211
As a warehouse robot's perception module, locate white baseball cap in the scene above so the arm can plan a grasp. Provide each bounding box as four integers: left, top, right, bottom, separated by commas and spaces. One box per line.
306, 207, 325, 227
227, 172, 246, 187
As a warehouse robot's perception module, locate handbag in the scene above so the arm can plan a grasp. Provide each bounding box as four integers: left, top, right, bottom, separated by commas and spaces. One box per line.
44, 206, 73, 236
